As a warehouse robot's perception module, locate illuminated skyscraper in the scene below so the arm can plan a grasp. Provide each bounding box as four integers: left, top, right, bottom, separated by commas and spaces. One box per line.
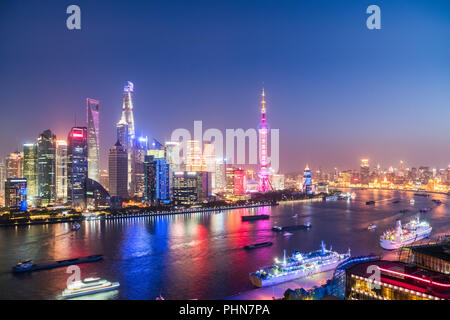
87, 98, 100, 182
302, 164, 314, 195
5, 152, 23, 179
37, 130, 56, 206
117, 81, 136, 196
0, 162, 5, 206
233, 168, 247, 195
56, 140, 68, 203
116, 120, 129, 150
108, 140, 128, 199
134, 136, 149, 198
258, 89, 272, 193
225, 167, 235, 196
186, 140, 202, 171
5, 178, 27, 212
214, 158, 226, 191
99, 169, 109, 191
144, 155, 156, 203
67, 127, 88, 209
271, 174, 285, 191
360, 159, 370, 185
23, 143, 37, 203
121, 81, 135, 142
172, 171, 210, 205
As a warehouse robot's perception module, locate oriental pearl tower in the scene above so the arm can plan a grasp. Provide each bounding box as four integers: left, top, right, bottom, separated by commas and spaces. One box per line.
258, 89, 272, 193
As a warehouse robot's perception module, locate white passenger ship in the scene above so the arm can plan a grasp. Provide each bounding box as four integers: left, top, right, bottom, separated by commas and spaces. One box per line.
62, 277, 120, 298
380, 217, 432, 250
249, 241, 351, 287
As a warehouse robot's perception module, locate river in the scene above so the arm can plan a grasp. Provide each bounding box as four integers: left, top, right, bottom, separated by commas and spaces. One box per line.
0, 189, 448, 300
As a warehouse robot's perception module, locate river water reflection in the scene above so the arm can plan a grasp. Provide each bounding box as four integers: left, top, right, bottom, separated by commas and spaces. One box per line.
0, 190, 448, 299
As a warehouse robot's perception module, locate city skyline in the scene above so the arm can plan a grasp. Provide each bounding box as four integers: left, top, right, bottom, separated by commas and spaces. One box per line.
1, 0, 450, 172
1, 0, 449, 305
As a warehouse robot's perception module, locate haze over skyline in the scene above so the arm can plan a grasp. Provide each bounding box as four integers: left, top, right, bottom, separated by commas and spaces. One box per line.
1, 0, 450, 173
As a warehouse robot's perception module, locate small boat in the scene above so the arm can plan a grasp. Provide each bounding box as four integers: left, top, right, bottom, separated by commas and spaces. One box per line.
431, 199, 442, 205
283, 232, 293, 237
368, 224, 377, 230
399, 209, 409, 214
292, 214, 298, 218
71, 222, 81, 231
419, 207, 432, 213
156, 293, 165, 300
12, 255, 103, 273
244, 242, 273, 250
242, 214, 270, 221
62, 277, 120, 299
392, 200, 400, 204
366, 201, 375, 205
410, 199, 415, 205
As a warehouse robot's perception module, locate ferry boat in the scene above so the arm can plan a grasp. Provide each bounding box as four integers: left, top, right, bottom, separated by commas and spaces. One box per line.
380, 217, 432, 250
62, 277, 120, 299
249, 241, 351, 287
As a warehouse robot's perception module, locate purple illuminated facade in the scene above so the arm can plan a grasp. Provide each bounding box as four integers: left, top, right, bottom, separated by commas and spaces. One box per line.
258, 89, 272, 193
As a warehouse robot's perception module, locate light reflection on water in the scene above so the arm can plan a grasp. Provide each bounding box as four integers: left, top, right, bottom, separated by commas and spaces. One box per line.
0, 189, 448, 300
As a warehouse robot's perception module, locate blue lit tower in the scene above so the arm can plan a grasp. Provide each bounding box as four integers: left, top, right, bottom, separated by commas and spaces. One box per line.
302, 164, 314, 195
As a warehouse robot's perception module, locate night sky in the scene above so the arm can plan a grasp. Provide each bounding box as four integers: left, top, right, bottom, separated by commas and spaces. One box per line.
1, 0, 450, 173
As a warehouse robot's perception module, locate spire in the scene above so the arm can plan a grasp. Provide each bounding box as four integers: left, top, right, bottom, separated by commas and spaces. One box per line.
261, 88, 266, 114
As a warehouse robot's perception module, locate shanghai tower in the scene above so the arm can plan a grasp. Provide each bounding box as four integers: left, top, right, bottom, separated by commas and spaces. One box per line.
87, 98, 100, 183
116, 81, 136, 196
